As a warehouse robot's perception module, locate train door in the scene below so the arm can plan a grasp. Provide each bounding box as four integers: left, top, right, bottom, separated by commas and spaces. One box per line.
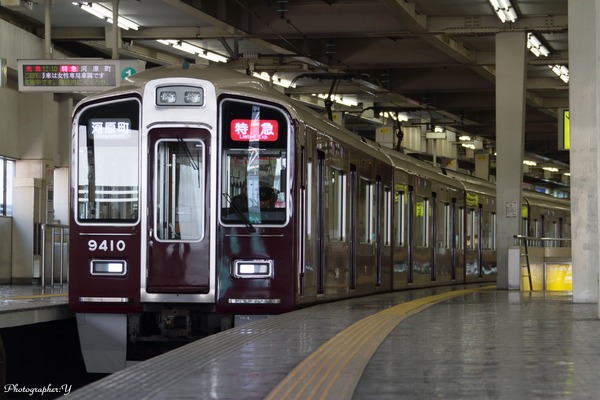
411, 178, 433, 286
349, 164, 357, 289
355, 169, 378, 292
316, 150, 326, 293
464, 192, 479, 282
392, 176, 410, 289
146, 128, 211, 293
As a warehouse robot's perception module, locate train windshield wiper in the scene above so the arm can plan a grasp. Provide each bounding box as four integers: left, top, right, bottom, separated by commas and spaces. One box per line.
222, 193, 256, 233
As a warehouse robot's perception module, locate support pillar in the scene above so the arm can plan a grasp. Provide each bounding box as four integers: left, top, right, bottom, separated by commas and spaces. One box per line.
495, 32, 527, 290
568, 1, 600, 305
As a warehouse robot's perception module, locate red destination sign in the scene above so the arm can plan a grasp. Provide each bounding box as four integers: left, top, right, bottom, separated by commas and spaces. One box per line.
230, 119, 279, 141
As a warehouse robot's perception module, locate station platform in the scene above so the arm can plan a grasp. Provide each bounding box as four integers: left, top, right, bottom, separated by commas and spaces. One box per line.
0, 284, 71, 328
64, 285, 599, 400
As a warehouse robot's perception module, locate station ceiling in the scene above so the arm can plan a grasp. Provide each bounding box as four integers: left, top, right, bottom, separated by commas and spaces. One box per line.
0, 0, 570, 186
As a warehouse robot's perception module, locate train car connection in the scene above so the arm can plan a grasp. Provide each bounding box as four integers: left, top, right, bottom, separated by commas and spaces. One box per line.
69, 64, 570, 373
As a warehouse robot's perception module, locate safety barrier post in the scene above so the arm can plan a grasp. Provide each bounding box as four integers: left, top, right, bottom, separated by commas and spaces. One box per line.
40, 223, 69, 289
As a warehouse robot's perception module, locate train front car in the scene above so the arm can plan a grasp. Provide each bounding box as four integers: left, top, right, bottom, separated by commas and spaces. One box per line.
69, 66, 297, 373
216, 95, 295, 319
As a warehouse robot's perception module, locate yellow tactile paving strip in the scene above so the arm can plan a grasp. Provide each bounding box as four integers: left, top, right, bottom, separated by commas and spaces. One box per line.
266, 286, 496, 400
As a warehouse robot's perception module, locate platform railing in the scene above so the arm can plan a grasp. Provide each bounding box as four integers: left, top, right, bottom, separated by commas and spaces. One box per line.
512, 235, 572, 291
40, 223, 69, 289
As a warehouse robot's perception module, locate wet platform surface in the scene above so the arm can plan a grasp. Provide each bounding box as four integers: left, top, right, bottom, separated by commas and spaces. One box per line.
66, 286, 600, 400
0, 284, 70, 328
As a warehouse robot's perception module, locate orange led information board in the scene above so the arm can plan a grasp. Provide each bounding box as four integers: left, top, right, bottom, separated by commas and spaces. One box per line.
17, 59, 143, 92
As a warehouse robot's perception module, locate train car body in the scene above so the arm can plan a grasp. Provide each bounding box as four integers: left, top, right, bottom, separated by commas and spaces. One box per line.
68, 65, 568, 373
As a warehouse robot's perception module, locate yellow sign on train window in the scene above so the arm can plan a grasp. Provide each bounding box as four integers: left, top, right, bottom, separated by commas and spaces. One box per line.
466, 192, 479, 207
415, 201, 424, 217
394, 183, 408, 204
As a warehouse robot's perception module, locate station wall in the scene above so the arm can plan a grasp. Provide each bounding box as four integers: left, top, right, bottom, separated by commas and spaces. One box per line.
1, 19, 73, 282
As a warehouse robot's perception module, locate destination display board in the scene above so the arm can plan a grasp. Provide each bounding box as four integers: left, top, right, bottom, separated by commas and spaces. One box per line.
17, 59, 143, 92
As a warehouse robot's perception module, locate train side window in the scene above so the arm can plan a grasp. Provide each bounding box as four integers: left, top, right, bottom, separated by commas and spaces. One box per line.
395, 190, 406, 246
457, 207, 465, 250
307, 158, 313, 237
415, 195, 429, 247
328, 168, 346, 241
358, 177, 374, 244
466, 208, 479, 250
383, 186, 392, 246
440, 202, 451, 249
533, 219, 542, 238
482, 211, 496, 250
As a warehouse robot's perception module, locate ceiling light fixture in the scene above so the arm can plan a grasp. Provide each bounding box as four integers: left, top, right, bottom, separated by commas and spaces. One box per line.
156, 39, 228, 63
251, 72, 297, 88
72, 2, 139, 30
527, 33, 550, 57
488, 0, 518, 23
549, 64, 569, 83
315, 94, 358, 107
542, 166, 559, 173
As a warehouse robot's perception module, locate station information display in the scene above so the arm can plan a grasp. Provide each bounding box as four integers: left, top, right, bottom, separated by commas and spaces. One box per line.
17, 59, 143, 92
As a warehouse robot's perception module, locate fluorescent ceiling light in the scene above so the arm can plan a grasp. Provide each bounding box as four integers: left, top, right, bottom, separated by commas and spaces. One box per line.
523, 160, 537, 167
251, 72, 296, 88
73, 2, 139, 30
157, 39, 228, 63
549, 64, 569, 83
542, 166, 559, 173
527, 33, 550, 57
458, 135, 471, 141
489, 0, 518, 23
315, 93, 358, 107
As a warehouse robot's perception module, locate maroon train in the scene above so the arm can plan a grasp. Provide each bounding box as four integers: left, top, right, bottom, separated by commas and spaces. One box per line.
69, 64, 570, 372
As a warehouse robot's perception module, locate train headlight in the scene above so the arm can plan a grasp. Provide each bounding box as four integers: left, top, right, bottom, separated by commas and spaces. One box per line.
156, 86, 204, 106
184, 91, 203, 104
90, 259, 127, 276
158, 90, 177, 104
233, 259, 273, 278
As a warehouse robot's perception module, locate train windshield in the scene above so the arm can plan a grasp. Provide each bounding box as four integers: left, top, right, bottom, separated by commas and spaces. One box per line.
75, 98, 140, 223
219, 99, 289, 226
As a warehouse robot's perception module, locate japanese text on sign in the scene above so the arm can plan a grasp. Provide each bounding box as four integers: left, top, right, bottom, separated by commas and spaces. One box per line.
89, 119, 132, 140
230, 119, 279, 141
21, 63, 117, 88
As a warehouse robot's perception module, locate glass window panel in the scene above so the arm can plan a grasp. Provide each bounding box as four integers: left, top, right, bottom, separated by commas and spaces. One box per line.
0, 160, 4, 216
220, 99, 289, 226
457, 207, 465, 250
395, 191, 406, 246
482, 211, 496, 250
328, 168, 346, 241
383, 187, 392, 246
358, 178, 373, 243
76, 99, 140, 223
466, 208, 479, 250
154, 139, 204, 241
6, 160, 13, 216
415, 196, 429, 247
